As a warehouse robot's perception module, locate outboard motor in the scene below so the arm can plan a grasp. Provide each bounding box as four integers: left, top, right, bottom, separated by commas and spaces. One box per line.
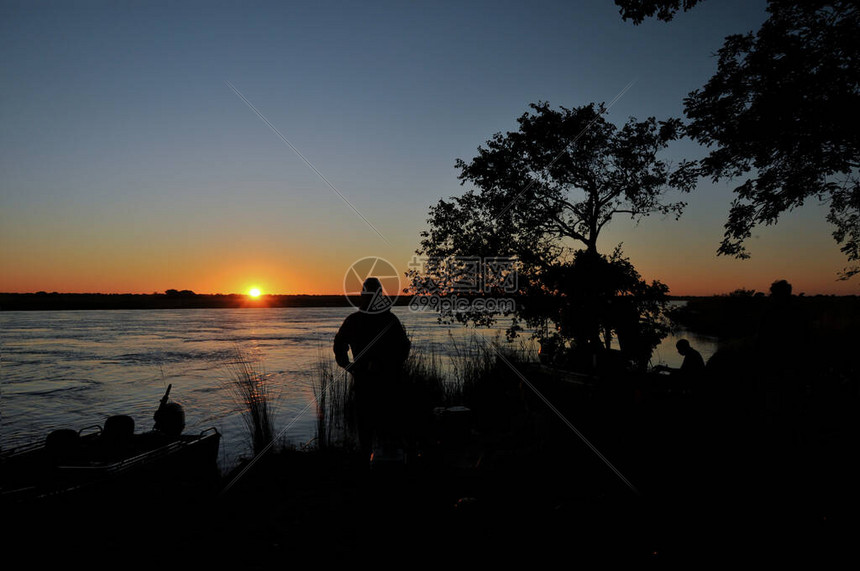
103, 414, 135, 455
104, 414, 135, 441
45, 428, 81, 464
153, 384, 185, 437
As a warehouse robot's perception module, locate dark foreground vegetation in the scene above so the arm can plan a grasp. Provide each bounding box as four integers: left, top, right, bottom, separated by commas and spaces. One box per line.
670, 292, 860, 339
7, 297, 859, 568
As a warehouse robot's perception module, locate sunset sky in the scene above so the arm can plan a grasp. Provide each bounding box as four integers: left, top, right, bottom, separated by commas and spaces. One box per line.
1, 0, 856, 297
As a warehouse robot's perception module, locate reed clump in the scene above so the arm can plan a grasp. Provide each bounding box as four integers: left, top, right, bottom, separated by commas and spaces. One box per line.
403, 344, 456, 408
224, 348, 278, 456
312, 357, 355, 450
448, 333, 535, 433
312, 335, 537, 450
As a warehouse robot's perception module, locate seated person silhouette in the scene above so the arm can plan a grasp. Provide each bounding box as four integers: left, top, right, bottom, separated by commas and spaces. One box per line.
654, 339, 705, 393
333, 277, 411, 460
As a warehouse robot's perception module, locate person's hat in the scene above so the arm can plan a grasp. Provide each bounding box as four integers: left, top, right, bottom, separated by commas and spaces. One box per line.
360, 277, 391, 312
362, 277, 383, 295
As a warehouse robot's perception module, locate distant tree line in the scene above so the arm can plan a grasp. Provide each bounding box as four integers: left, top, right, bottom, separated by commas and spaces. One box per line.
164, 289, 198, 298
0, 293, 415, 311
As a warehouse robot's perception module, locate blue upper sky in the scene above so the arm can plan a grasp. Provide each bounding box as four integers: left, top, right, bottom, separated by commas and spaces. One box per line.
2, 0, 853, 295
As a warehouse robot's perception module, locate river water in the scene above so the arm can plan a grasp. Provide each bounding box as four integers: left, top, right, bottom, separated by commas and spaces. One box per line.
0, 305, 717, 468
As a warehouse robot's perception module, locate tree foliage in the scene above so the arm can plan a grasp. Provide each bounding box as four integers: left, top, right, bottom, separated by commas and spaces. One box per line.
410, 102, 692, 364
614, 0, 704, 24
446, 101, 697, 256
518, 247, 671, 370
619, 0, 860, 279
686, 1, 860, 278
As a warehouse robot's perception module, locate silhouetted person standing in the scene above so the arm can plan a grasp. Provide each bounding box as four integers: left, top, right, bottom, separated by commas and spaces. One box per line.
334, 277, 411, 459
757, 279, 810, 358
755, 279, 811, 448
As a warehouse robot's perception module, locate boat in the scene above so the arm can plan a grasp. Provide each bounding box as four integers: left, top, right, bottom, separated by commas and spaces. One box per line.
0, 384, 222, 506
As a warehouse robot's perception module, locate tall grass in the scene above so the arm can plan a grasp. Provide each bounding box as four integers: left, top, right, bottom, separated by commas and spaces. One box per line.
224, 348, 278, 456
452, 334, 530, 433
448, 333, 535, 406
312, 358, 355, 450
312, 344, 456, 451
311, 335, 538, 450
403, 344, 456, 407
449, 334, 498, 400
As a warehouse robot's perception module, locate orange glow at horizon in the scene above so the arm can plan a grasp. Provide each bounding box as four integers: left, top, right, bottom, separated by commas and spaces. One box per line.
2, 237, 858, 296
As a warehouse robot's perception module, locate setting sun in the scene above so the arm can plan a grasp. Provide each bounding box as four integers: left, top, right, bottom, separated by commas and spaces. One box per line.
248, 288, 262, 298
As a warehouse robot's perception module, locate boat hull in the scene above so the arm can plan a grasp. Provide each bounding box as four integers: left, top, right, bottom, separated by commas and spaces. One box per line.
1, 426, 222, 505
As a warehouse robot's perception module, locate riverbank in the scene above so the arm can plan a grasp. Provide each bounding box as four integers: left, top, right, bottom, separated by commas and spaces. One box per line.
4, 296, 859, 567
10, 361, 857, 569
198, 350, 860, 566
669, 293, 860, 339
196, 368, 860, 567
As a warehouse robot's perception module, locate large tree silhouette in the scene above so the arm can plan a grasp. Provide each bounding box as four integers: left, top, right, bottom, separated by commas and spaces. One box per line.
410, 102, 696, 363
432, 102, 696, 257
619, 0, 860, 278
